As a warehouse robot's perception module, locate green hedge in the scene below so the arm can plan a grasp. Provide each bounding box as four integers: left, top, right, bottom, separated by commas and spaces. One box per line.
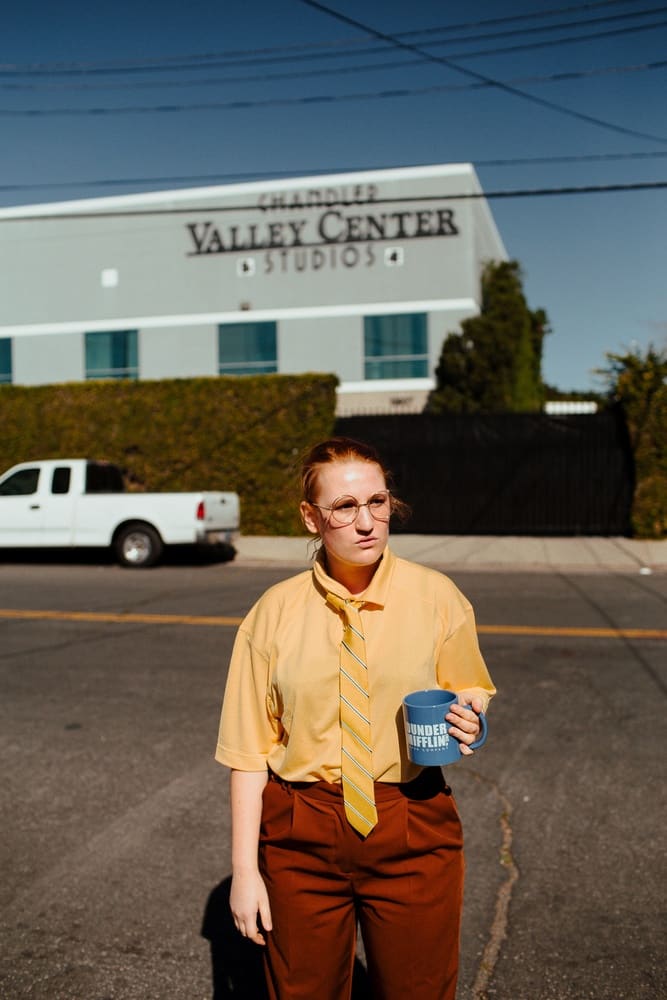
0, 375, 338, 535
625, 382, 667, 538
605, 347, 666, 539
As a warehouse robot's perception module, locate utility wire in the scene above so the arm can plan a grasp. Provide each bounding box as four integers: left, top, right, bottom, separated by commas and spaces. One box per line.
1, 15, 664, 78
1, 43, 664, 93
1, 6, 664, 123
375, 0, 654, 41
2, 181, 666, 222
431, 16, 667, 64
3, 58, 665, 121
2, 151, 667, 195
295, 0, 667, 145
1, 55, 664, 96
0, 0, 651, 75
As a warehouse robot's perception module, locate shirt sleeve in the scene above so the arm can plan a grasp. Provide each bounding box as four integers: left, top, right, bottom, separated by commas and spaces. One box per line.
435, 596, 496, 711
215, 624, 278, 770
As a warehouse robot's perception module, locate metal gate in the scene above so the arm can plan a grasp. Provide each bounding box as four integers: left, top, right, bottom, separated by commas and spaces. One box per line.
335, 409, 633, 536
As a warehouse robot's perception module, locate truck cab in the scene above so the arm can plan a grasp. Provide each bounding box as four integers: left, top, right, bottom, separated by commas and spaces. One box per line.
0, 460, 118, 546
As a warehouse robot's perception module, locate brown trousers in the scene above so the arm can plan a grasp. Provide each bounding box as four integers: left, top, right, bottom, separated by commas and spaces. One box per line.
259, 768, 465, 1000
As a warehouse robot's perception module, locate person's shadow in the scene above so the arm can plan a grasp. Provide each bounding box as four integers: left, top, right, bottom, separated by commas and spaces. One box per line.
202, 876, 372, 998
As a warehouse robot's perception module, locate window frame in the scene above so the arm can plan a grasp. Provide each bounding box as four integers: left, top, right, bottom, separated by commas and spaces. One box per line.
0, 468, 40, 496
218, 321, 278, 376
85, 330, 138, 380
51, 467, 72, 495
0, 337, 12, 384
363, 313, 429, 380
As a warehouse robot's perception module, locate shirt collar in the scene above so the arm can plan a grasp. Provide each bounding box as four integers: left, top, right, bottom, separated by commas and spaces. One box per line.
312, 545, 396, 608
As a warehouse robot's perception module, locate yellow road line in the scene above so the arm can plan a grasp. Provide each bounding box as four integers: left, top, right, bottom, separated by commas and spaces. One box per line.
477, 624, 667, 640
0, 608, 242, 627
0, 608, 664, 639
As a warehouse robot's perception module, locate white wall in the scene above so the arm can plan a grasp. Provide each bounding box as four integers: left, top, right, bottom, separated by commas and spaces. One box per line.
12, 332, 84, 385
140, 324, 217, 379
278, 315, 363, 381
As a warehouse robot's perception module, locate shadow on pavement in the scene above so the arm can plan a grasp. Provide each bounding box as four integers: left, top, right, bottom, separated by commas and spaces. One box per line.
0, 542, 237, 569
201, 876, 372, 999
202, 877, 268, 999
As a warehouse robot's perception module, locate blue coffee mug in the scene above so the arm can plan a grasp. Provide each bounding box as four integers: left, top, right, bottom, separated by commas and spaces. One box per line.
402, 689, 488, 766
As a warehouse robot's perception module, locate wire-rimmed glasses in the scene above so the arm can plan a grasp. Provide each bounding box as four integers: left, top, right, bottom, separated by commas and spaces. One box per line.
308, 490, 391, 526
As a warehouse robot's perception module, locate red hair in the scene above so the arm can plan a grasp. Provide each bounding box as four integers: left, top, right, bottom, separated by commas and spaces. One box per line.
300, 437, 410, 522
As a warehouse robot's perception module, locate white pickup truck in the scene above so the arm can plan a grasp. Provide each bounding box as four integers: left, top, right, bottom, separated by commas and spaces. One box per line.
0, 459, 240, 568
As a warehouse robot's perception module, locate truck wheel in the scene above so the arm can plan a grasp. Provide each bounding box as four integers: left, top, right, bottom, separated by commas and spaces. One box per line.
114, 524, 163, 568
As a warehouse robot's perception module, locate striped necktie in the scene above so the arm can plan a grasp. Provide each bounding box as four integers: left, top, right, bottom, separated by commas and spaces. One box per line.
327, 593, 378, 837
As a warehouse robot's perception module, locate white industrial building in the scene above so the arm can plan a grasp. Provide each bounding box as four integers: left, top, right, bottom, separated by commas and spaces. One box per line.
0, 163, 507, 414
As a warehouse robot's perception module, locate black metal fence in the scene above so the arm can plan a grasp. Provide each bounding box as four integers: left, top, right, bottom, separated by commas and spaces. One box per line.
335, 409, 633, 536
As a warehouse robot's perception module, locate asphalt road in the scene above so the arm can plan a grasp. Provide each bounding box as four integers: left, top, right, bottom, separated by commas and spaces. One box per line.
0, 556, 665, 1000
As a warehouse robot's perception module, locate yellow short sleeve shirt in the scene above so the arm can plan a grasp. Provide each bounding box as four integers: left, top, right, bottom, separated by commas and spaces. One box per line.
215, 547, 495, 784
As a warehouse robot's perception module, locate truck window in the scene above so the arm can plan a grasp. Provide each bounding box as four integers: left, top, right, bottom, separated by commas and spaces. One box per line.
0, 468, 40, 496
85, 462, 124, 494
52, 467, 71, 494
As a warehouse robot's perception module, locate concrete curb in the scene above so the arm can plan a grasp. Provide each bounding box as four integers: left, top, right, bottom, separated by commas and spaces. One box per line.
232, 535, 667, 573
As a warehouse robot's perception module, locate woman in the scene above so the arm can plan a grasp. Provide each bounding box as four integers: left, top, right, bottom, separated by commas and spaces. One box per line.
216, 437, 496, 1000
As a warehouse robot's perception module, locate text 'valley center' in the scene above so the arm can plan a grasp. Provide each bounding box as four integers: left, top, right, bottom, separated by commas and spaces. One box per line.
0, 163, 507, 414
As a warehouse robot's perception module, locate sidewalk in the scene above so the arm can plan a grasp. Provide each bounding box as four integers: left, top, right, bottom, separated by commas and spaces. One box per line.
233, 534, 667, 573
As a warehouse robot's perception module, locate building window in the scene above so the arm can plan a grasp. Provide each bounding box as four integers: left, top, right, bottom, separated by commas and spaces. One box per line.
0, 338, 12, 384
364, 314, 429, 379
218, 322, 277, 375
85, 330, 138, 379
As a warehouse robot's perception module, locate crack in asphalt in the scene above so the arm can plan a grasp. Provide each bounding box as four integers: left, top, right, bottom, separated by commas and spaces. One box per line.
468, 769, 519, 1000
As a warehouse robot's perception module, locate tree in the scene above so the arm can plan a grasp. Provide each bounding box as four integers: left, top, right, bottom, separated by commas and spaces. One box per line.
601, 344, 667, 538
427, 260, 549, 414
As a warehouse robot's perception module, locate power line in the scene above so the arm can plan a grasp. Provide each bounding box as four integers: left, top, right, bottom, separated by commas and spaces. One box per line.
3, 181, 666, 222
431, 16, 667, 64
427, 16, 667, 64
0, 0, 652, 76
2, 39, 665, 93
3, 59, 665, 130
295, 0, 667, 145
479, 150, 667, 166
1, 5, 663, 136
1, 54, 663, 97
2, 153, 667, 196
384, 0, 655, 41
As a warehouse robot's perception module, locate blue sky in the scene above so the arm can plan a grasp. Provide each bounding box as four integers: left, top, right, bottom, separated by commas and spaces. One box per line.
2, 0, 666, 391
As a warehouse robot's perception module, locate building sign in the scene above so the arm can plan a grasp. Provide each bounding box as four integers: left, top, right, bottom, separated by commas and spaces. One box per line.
185, 186, 459, 275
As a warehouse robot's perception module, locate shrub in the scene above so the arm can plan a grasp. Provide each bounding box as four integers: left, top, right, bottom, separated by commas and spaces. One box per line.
602, 346, 667, 539
0, 374, 338, 535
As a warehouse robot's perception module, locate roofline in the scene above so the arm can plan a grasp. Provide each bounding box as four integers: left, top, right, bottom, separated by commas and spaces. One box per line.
0, 162, 479, 219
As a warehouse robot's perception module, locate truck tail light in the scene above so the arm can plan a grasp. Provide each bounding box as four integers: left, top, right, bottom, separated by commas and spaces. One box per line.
196, 500, 205, 521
